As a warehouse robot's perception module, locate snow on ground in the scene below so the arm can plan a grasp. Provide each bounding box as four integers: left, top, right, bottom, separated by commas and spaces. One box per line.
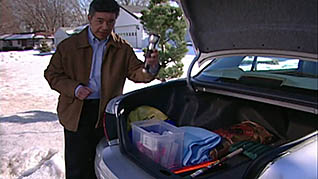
0, 48, 195, 179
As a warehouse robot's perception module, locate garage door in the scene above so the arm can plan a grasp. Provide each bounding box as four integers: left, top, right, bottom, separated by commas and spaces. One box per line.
115, 25, 138, 48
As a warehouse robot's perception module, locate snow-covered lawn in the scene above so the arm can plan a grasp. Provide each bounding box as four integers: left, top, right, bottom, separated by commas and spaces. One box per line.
0, 49, 195, 179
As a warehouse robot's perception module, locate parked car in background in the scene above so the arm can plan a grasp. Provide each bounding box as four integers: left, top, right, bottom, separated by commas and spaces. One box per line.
95, 0, 317, 178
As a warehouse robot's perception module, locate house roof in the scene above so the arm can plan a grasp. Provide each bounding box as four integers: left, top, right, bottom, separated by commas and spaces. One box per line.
120, 5, 147, 19
0, 34, 12, 40
121, 5, 147, 13
0, 33, 52, 40
5, 34, 34, 40
56, 24, 88, 35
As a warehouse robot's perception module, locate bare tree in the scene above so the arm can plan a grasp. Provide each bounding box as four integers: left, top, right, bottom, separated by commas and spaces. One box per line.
0, 0, 21, 33
78, 0, 92, 13
68, 0, 90, 26
7, 0, 88, 33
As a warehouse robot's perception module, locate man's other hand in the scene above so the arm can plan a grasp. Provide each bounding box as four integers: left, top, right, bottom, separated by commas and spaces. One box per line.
76, 86, 93, 100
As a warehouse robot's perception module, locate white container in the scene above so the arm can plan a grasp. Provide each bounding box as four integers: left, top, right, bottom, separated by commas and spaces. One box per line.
132, 119, 184, 169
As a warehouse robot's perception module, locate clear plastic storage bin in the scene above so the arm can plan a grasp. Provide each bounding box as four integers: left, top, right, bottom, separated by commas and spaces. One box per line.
132, 119, 184, 169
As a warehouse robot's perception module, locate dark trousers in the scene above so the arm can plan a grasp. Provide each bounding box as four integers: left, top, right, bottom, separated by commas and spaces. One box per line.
64, 99, 104, 179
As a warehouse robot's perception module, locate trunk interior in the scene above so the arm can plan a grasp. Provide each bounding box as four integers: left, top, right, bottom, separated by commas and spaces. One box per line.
116, 80, 317, 178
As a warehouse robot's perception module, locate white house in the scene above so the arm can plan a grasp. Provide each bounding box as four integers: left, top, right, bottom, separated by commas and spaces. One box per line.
54, 25, 88, 47
115, 5, 148, 49
0, 34, 11, 50
54, 6, 149, 49
54, 27, 75, 47
0, 33, 54, 51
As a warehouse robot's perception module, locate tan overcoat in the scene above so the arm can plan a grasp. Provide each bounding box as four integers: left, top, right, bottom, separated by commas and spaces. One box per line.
44, 27, 156, 131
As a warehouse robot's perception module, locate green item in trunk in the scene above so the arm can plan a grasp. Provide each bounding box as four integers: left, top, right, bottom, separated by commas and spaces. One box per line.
229, 141, 272, 160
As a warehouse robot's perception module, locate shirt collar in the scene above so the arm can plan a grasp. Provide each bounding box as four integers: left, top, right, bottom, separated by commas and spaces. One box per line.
88, 26, 109, 45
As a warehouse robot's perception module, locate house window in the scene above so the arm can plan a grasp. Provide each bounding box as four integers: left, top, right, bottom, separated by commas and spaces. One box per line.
8, 41, 13, 46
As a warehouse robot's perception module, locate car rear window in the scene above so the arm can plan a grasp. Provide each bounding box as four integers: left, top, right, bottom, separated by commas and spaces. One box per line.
197, 56, 318, 90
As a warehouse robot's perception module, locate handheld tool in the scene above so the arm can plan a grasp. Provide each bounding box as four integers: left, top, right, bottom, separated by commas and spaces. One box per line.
189, 147, 244, 178
143, 33, 160, 73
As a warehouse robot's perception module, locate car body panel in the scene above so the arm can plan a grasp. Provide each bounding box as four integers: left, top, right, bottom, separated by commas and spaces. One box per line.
258, 134, 317, 179
95, 138, 154, 179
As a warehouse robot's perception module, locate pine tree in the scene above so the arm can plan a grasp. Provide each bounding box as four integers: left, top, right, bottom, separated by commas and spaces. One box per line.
141, 0, 188, 82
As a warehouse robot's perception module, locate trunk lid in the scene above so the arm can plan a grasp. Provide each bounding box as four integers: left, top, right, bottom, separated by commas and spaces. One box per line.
179, 0, 317, 61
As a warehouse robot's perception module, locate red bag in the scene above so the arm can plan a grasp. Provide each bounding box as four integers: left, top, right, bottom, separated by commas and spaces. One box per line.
209, 120, 273, 160
214, 120, 273, 144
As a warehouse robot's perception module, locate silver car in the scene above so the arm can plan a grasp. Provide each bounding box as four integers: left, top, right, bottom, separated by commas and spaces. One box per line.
95, 0, 317, 178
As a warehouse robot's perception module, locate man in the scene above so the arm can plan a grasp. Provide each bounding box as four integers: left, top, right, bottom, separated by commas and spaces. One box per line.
44, 0, 159, 178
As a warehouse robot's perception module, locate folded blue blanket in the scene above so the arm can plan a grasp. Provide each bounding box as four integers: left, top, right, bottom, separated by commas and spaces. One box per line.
179, 126, 221, 166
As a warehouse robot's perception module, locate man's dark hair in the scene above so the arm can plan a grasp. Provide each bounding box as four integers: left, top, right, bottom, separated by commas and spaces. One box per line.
89, 0, 120, 17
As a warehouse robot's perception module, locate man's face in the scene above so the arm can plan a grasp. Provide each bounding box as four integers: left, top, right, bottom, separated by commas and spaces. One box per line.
88, 12, 117, 40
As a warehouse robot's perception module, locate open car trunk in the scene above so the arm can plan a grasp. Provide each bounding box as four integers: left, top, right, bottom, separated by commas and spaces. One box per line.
111, 79, 317, 179
100, 0, 318, 178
